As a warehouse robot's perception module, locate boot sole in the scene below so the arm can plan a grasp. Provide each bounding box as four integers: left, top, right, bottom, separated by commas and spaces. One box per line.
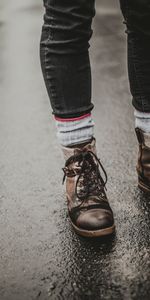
138, 177, 150, 194
70, 220, 115, 238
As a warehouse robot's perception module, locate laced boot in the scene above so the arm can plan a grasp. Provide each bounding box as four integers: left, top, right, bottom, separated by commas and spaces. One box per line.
136, 128, 150, 193
62, 138, 115, 237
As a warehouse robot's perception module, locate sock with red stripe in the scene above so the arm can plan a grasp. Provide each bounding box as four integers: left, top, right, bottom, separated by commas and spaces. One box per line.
54, 113, 95, 146
134, 109, 150, 133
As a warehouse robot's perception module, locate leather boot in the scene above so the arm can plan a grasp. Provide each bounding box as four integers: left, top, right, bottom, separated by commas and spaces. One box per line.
136, 128, 150, 193
62, 138, 115, 237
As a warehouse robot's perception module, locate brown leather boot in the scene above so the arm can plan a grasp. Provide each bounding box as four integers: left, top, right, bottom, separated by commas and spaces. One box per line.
136, 128, 150, 193
62, 138, 115, 237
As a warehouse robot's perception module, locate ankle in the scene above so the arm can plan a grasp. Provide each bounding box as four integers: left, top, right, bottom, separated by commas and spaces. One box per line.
54, 113, 95, 147
134, 109, 150, 133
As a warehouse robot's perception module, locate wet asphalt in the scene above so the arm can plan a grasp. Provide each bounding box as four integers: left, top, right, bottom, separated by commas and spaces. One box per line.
0, 1, 150, 300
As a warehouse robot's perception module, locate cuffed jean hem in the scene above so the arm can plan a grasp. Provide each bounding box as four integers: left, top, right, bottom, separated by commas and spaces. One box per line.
52, 103, 94, 118
132, 97, 150, 113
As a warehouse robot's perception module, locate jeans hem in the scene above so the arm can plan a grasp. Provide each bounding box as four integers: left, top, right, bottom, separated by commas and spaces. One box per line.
52, 103, 94, 118
132, 97, 150, 113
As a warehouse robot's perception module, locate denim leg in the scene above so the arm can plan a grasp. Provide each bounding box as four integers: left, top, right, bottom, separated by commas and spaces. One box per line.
40, 0, 95, 117
120, 0, 150, 112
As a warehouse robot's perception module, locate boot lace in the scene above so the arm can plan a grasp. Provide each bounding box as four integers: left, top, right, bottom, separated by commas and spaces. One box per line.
62, 151, 108, 207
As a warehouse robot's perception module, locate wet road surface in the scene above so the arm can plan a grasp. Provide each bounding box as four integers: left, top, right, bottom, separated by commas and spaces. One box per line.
0, 1, 150, 299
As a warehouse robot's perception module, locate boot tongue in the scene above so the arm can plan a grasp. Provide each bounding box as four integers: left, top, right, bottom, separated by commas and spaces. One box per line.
62, 138, 96, 160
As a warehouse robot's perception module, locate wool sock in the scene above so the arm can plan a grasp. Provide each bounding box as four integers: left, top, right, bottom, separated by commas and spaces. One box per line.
134, 109, 150, 133
54, 113, 95, 147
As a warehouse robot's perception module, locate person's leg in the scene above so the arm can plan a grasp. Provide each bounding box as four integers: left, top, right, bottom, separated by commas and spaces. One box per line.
40, 0, 95, 146
120, 0, 150, 192
40, 0, 115, 237
40, 0, 95, 119
120, 0, 150, 113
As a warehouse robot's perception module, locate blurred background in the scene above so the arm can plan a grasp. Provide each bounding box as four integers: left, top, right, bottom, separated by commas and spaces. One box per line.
0, 1, 150, 300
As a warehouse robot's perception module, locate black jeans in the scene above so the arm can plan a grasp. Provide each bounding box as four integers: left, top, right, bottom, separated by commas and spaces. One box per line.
40, 0, 150, 117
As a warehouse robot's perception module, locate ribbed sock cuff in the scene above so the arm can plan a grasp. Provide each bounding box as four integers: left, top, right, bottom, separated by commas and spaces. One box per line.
134, 109, 150, 133
54, 113, 95, 146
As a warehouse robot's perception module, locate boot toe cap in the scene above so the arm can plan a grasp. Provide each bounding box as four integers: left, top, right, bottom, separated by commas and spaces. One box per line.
76, 208, 114, 231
